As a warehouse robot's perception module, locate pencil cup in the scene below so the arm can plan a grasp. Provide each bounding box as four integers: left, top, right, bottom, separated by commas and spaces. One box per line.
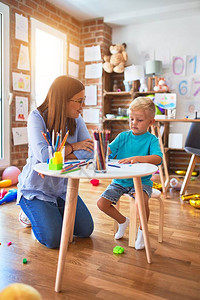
94, 140, 108, 173
61, 146, 65, 164
48, 146, 53, 159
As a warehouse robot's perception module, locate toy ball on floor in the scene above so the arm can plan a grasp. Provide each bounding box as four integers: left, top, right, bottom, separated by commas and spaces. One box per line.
90, 179, 99, 186
0, 283, 42, 300
2, 166, 21, 185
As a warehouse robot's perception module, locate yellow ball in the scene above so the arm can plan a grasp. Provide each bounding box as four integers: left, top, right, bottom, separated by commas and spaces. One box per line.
0, 283, 42, 300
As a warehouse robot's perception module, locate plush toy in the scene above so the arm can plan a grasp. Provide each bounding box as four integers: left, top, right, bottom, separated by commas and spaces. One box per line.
139, 78, 147, 92
154, 77, 170, 92
103, 43, 128, 73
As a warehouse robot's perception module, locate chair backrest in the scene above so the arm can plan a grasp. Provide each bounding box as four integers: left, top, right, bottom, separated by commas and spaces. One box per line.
185, 121, 200, 156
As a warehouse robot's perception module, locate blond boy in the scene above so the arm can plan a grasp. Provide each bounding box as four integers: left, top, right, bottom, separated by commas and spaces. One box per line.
97, 97, 163, 249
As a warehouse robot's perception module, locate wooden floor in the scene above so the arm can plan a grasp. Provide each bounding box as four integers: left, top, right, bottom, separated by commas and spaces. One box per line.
0, 176, 200, 299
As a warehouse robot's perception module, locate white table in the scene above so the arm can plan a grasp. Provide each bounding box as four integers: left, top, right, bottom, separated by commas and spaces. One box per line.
34, 161, 157, 292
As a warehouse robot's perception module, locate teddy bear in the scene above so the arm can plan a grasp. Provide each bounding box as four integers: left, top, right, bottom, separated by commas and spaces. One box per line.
139, 78, 147, 92
103, 43, 128, 73
154, 77, 170, 92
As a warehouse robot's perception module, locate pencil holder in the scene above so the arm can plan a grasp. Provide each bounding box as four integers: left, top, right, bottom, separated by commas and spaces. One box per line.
49, 151, 63, 170
94, 140, 108, 173
61, 146, 65, 164
48, 146, 53, 159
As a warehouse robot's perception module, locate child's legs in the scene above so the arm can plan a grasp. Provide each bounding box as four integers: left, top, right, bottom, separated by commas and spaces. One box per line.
98, 183, 128, 224
134, 191, 150, 229
97, 197, 126, 224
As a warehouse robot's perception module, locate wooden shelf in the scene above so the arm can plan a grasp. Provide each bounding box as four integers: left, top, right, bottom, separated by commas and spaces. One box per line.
103, 117, 129, 122
103, 90, 133, 96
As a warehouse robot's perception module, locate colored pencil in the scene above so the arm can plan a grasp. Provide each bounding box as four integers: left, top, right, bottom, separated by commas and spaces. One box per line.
52, 129, 55, 149
61, 167, 81, 174
108, 164, 121, 168
54, 133, 60, 152
58, 130, 69, 152
64, 161, 81, 165
41, 131, 50, 146
46, 129, 52, 146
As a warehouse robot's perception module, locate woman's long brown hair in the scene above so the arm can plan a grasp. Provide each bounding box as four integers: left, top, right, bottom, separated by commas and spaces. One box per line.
37, 76, 85, 136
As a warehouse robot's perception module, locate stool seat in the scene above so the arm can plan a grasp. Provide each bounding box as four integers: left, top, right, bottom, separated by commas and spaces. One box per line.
114, 188, 164, 247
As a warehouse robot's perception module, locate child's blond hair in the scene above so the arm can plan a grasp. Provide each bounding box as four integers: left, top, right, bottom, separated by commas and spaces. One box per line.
129, 97, 156, 118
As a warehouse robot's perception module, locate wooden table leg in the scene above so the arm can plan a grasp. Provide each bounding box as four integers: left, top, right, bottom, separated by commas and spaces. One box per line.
157, 124, 170, 192
133, 177, 152, 264
55, 178, 79, 293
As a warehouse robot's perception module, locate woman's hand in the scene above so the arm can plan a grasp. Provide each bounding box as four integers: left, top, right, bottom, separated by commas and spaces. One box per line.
72, 139, 94, 152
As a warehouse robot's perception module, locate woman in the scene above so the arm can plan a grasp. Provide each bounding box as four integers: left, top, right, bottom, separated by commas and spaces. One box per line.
17, 76, 94, 248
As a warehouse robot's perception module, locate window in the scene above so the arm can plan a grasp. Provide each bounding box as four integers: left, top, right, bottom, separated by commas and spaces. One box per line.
31, 18, 67, 107
0, 3, 10, 168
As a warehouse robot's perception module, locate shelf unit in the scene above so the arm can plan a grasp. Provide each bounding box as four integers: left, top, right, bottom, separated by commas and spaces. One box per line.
103, 76, 164, 141
102, 72, 133, 140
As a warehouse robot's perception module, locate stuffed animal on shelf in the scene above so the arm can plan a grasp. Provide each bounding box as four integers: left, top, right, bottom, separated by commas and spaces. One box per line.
103, 43, 128, 73
139, 78, 147, 92
154, 77, 170, 92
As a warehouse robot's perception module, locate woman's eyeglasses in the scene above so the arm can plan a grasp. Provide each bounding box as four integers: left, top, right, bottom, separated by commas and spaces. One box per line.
69, 96, 86, 105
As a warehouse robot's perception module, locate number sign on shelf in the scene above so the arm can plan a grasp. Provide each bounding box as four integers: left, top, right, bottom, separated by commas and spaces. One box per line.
172, 55, 200, 97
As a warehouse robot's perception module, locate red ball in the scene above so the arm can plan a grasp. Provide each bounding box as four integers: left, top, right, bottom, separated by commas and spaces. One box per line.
2, 166, 21, 185
90, 179, 99, 186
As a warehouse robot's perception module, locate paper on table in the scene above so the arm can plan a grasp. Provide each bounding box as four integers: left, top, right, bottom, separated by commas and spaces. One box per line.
85, 85, 97, 105
17, 44, 30, 70
15, 13, 28, 42
85, 63, 102, 79
69, 43, 80, 61
84, 45, 101, 62
83, 108, 100, 123
12, 127, 28, 145
68, 61, 79, 78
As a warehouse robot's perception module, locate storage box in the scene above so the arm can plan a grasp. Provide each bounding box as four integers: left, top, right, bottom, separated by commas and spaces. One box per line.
168, 133, 183, 149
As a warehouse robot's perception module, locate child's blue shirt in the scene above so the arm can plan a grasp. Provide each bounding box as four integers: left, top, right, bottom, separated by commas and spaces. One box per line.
109, 130, 163, 187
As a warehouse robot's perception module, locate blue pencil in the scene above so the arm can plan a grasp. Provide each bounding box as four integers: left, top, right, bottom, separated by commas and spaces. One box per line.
108, 164, 121, 168
46, 129, 52, 146
54, 134, 60, 152
64, 161, 81, 165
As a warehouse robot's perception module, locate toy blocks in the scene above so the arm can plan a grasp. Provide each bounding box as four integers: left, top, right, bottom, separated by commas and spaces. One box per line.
49, 152, 63, 170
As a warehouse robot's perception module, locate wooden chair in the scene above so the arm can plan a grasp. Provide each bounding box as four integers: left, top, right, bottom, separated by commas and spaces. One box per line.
114, 188, 164, 247
180, 122, 200, 195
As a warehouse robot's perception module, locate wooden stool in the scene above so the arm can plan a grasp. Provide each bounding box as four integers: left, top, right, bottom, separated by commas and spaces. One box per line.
114, 188, 164, 247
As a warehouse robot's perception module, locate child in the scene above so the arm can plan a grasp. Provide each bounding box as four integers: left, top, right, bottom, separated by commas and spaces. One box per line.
97, 97, 163, 250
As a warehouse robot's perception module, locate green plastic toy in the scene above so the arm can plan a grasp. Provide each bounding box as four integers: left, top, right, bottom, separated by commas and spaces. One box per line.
113, 245, 124, 254
49, 152, 63, 170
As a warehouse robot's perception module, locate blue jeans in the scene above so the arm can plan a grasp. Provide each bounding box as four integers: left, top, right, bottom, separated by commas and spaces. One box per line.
19, 195, 94, 249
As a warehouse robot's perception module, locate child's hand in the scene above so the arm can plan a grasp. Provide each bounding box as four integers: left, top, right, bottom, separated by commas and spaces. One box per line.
119, 156, 139, 164
118, 157, 134, 164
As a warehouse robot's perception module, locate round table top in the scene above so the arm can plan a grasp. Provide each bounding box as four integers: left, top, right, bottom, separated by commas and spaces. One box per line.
34, 160, 158, 180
